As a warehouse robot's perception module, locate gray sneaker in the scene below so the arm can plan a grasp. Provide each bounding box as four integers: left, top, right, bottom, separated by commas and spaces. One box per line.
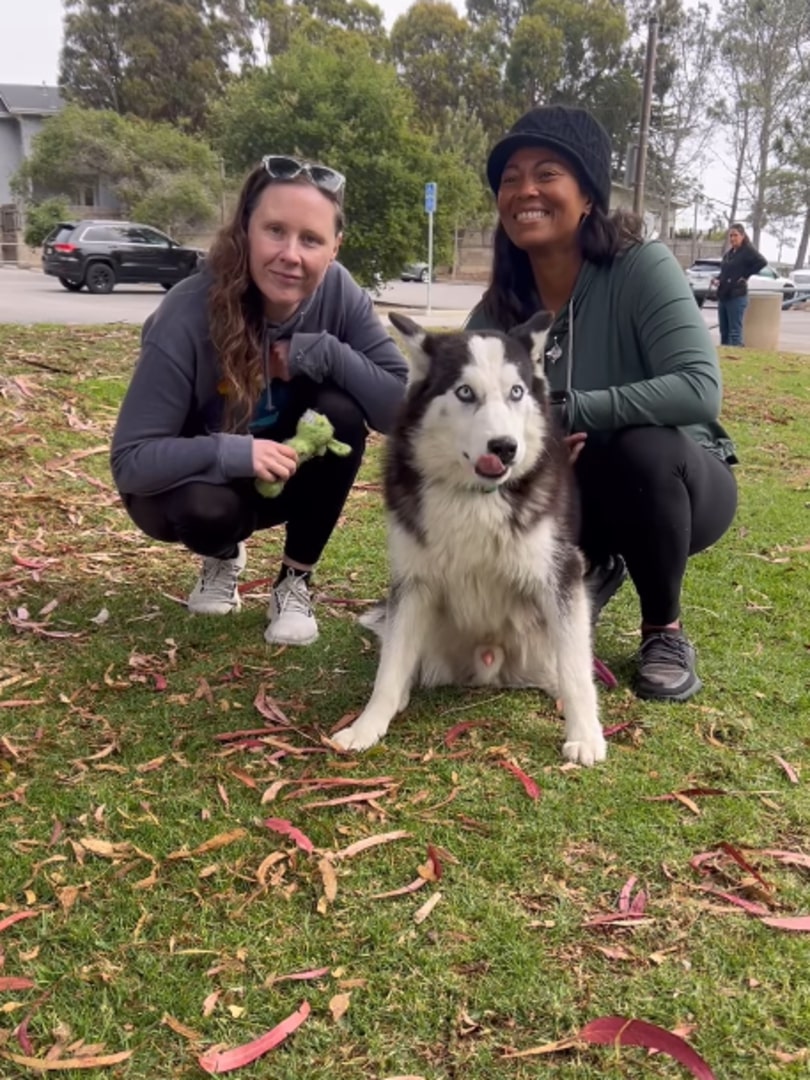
636, 629, 702, 702
187, 543, 246, 615
265, 570, 319, 646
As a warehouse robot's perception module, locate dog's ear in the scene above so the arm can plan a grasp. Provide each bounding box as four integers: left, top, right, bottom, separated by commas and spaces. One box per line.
508, 311, 554, 375
389, 312, 431, 382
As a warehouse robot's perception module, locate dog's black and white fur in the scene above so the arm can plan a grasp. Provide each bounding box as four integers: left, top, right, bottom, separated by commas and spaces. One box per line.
333, 313, 606, 766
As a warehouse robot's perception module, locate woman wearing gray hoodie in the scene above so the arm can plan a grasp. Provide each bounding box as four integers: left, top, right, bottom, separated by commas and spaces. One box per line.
111, 156, 407, 647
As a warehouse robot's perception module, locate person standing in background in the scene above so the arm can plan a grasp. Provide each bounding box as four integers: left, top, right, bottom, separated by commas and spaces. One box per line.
715, 224, 767, 347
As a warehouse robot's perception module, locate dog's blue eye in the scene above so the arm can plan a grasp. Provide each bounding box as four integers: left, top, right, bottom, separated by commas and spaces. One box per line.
455, 385, 476, 403
509, 385, 525, 401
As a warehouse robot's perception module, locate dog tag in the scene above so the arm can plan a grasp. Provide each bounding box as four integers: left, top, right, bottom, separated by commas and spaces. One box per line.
547, 339, 563, 364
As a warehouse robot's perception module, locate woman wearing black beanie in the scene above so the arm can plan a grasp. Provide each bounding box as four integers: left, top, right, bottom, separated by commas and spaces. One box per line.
467, 104, 738, 704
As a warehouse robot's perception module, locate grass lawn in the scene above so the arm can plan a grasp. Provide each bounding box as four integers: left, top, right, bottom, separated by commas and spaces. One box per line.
0, 323, 809, 1079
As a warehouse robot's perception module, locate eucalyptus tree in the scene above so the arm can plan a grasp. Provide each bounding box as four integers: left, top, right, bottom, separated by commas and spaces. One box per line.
716, 0, 810, 246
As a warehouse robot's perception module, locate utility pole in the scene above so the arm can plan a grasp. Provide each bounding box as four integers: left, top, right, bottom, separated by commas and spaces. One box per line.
219, 156, 226, 225
633, 13, 659, 217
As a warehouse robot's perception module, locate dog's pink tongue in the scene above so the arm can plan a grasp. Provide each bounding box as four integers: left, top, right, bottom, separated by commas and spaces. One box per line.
476, 454, 506, 477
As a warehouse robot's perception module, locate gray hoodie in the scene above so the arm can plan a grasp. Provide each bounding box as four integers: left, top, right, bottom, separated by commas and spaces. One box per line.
111, 262, 408, 496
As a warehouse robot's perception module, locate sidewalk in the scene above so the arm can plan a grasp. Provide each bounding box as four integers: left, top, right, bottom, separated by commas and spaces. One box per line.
377, 303, 810, 353
375, 305, 467, 329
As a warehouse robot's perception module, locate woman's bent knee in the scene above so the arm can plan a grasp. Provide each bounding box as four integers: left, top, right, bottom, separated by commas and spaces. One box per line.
313, 385, 368, 447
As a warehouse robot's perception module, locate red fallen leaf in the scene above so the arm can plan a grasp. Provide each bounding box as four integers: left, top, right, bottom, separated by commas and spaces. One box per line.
153, 673, 167, 691
229, 769, 258, 790
198, 1000, 310, 1073
593, 656, 617, 689
498, 760, 541, 800
253, 686, 291, 725
283, 776, 396, 797
772, 754, 799, 783
444, 720, 488, 747
237, 576, 275, 595
618, 876, 638, 913
0, 911, 38, 933
270, 967, 330, 985
602, 721, 634, 738
646, 792, 701, 815
262, 818, 314, 854
427, 845, 443, 881
759, 915, 810, 931
648, 788, 726, 805
371, 877, 428, 900
301, 788, 392, 810
15, 1013, 34, 1054
579, 1016, 716, 1078
214, 726, 289, 743
717, 842, 773, 892
583, 912, 650, 928
629, 889, 647, 915
699, 888, 770, 916
12, 555, 48, 570
0, 977, 35, 991
690, 851, 721, 874
758, 849, 810, 869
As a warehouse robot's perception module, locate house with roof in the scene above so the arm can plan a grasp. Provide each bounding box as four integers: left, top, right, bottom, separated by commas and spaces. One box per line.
0, 84, 63, 204
0, 84, 63, 262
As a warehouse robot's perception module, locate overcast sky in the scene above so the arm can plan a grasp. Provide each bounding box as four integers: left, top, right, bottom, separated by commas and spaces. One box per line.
2, 0, 432, 84
2, 0, 793, 261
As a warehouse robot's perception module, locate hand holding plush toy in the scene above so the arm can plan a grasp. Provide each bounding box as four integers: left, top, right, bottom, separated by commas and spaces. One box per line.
255, 409, 352, 498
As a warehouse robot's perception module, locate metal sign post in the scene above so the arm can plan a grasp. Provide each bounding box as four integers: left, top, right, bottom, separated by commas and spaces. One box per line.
424, 181, 436, 314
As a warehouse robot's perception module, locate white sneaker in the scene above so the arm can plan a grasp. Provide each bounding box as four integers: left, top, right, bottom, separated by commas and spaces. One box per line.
187, 543, 246, 615
265, 569, 319, 646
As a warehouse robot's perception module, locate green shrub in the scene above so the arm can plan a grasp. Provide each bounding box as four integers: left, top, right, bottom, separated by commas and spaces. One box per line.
23, 197, 71, 249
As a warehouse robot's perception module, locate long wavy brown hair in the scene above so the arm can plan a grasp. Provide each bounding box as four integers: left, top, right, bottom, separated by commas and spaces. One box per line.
479, 205, 644, 331
206, 163, 345, 431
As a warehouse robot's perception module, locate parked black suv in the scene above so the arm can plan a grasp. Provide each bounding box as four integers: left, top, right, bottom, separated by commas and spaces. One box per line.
42, 220, 205, 294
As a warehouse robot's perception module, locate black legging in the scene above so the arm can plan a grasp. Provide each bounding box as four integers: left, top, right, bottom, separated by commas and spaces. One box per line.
123, 380, 367, 567
575, 426, 738, 626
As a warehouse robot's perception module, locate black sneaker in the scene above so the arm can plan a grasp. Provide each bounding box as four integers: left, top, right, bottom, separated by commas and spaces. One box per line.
636, 629, 702, 702
585, 554, 628, 625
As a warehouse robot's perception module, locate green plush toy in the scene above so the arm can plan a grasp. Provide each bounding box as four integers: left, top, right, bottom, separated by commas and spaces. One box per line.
255, 408, 352, 498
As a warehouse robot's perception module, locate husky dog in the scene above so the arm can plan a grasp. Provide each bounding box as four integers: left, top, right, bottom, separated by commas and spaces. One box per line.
333, 313, 606, 766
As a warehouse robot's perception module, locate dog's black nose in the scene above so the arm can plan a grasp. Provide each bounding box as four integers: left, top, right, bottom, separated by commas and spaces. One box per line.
487, 436, 518, 465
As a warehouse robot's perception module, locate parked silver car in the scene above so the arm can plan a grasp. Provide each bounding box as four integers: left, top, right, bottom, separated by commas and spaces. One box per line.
400, 261, 434, 283
686, 259, 795, 307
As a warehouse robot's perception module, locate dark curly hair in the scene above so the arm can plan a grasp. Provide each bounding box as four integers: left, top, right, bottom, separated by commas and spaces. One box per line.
206, 163, 345, 430
479, 205, 644, 331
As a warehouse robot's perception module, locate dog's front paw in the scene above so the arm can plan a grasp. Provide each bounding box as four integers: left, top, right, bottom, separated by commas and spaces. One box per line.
332, 713, 389, 753
562, 731, 607, 767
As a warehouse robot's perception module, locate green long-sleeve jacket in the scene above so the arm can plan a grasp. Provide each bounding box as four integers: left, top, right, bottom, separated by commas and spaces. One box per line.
466, 240, 737, 463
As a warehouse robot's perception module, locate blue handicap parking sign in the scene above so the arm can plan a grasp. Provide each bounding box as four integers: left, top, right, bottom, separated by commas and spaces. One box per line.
424, 182, 437, 213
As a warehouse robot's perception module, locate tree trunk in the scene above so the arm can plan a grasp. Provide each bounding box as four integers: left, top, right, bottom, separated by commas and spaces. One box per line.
794, 206, 810, 270
659, 168, 674, 239
728, 109, 749, 228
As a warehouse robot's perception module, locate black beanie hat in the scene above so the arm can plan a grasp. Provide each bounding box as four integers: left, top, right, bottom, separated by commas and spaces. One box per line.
486, 105, 613, 211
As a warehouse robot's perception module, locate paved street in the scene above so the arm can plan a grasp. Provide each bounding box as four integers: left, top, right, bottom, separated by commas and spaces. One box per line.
1, 265, 809, 353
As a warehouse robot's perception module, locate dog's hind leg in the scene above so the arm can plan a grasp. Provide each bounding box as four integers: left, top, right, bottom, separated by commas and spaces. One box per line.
333, 586, 429, 752
537, 564, 606, 767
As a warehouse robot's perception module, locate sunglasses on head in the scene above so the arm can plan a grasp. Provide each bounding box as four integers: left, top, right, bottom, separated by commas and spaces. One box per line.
262, 155, 346, 195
